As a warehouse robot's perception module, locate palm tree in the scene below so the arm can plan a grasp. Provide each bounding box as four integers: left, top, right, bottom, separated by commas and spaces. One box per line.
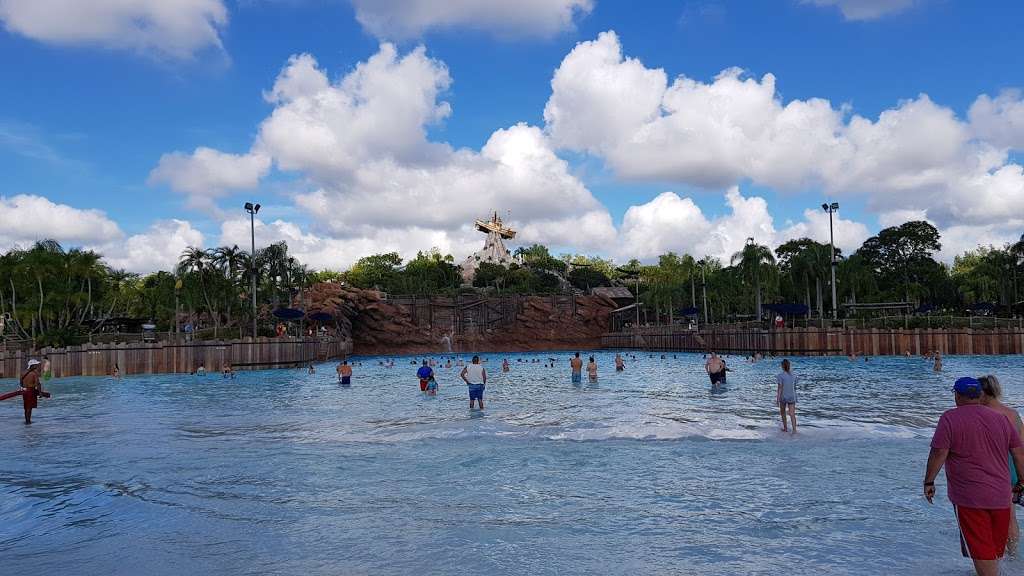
178, 247, 220, 337
212, 245, 247, 332
1010, 234, 1024, 304
731, 239, 776, 320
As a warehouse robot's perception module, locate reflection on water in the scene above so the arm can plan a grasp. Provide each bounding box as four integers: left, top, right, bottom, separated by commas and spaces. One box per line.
1, 352, 1022, 575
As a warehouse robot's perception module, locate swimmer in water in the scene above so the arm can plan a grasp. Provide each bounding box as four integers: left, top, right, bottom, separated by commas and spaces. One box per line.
502, 359, 510, 373
337, 360, 352, 385
308, 363, 316, 375
615, 353, 625, 372
196, 364, 206, 376
112, 364, 120, 378
223, 363, 235, 379
426, 374, 438, 396
776, 359, 798, 434
570, 352, 583, 384
933, 351, 943, 372
587, 356, 598, 382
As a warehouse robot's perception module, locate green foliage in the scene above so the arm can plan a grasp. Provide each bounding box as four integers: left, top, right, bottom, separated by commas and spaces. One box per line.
308, 270, 344, 284
567, 266, 610, 291
345, 252, 403, 290
392, 250, 462, 295
858, 221, 942, 302
472, 262, 562, 294
0, 222, 1020, 348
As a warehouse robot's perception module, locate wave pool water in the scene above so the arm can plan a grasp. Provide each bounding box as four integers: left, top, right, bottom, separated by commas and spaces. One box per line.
2, 351, 1023, 575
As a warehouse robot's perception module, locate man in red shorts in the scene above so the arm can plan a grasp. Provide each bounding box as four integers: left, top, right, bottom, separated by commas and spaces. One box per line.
416, 360, 433, 393
924, 376, 1024, 576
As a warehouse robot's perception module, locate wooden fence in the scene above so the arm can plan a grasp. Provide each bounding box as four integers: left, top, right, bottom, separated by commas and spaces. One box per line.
601, 327, 1024, 356
0, 337, 350, 379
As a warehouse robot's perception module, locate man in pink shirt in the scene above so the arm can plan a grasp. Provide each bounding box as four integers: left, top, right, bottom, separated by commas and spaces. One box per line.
925, 376, 1024, 576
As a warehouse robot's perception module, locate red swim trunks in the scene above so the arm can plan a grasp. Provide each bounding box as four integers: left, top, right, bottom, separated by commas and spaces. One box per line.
419, 379, 429, 392
22, 388, 38, 409
955, 505, 1011, 560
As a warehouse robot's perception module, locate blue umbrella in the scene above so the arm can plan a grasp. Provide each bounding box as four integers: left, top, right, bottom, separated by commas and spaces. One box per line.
307, 312, 332, 322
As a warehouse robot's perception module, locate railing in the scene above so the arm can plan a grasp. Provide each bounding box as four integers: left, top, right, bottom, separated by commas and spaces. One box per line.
0, 337, 350, 379
601, 324, 1024, 356
621, 316, 1024, 332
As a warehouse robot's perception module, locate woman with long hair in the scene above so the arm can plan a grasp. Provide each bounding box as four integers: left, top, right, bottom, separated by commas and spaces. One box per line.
980, 374, 1024, 553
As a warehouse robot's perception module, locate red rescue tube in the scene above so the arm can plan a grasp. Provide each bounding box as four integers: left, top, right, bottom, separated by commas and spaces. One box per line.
0, 389, 24, 401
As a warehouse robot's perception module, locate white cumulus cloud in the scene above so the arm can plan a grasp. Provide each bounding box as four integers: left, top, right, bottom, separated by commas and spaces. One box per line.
99, 219, 205, 273
158, 44, 617, 262
0, 0, 228, 59
0, 194, 122, 249
350, 0, 592, 40
969, 89, 1024, 151
149, 147, 271, 209
616, 187, 871, 263
545, 31, 1024, 238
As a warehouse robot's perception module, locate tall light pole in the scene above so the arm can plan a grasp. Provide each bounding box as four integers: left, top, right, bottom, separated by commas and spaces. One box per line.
245, 202, 261, 340
822, 202, 839, 320
701, 263, 708, 324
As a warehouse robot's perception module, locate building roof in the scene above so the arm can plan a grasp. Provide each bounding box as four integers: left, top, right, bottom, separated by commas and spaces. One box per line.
592, 286, 633, 300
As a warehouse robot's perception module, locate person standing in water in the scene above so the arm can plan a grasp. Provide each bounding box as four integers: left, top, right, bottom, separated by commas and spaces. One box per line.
925, 377, 1024, 576
417, 360, 434, 393
0, 360, 51, 424
705, 353, 726, 390
587, 356, 598, 382
337, 360, 352, 385
934, 351, 943, 372
460, 355, 487, 410
615, 353, 625, 372
980, 374, 1024, 554
502, 359, 510, 373
42, 355, 52, 381
570, 352, 583, 384
776, 359, 798, 434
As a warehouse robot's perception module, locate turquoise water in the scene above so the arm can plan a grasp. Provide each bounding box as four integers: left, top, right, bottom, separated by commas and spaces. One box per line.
2, 352, 1023, 575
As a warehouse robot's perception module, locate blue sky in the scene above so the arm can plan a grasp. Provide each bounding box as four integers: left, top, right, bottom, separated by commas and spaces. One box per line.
1, 0, 1022, 271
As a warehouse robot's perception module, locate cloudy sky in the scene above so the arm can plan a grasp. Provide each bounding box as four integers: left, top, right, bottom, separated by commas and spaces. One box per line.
1, 0, 1022, 273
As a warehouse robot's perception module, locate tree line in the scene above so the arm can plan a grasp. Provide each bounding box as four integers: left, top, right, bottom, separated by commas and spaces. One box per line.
0, 220, 1020, 346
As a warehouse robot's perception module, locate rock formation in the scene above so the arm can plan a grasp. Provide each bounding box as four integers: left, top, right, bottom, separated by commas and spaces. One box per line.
307, 282, 616, 355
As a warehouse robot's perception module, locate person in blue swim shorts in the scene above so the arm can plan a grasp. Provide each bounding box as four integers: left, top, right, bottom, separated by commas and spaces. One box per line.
570, 352, 583, 384
460, 355, 487, 410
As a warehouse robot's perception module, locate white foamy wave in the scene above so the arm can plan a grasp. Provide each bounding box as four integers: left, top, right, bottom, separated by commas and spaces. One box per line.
315, 417, 929, 444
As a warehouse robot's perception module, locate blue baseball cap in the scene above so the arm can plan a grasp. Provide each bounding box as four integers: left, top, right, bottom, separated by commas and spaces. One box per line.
953, 376, 982, 398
